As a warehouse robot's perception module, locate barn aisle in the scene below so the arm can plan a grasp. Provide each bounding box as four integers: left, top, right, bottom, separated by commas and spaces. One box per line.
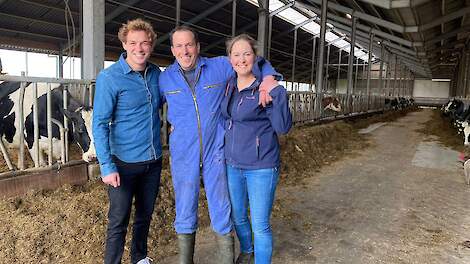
270, 108, 470, 264
162, 109, 470, 264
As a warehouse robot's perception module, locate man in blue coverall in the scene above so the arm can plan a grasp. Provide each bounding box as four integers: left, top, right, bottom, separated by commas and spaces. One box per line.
93, 19, 162, 264
159, 26, 279, 264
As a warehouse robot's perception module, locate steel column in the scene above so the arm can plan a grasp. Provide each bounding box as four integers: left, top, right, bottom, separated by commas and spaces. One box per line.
18, 73, 26, 170
355, 57, 359, 94
379, 44, 384, 95
257, 0, 269, 58
347, 16, 357, 101
325, 44, 331, 92
366, 33, 374, 99
82, 0, 105, 79
310, 37, 317, 91
176, 0, 181, 25
292, 29, 298, 89
393, 55, 398, 97
315, 0, 328, 94
337, 49, 342, 94
232, 0, 236, 36
47, 83, 52, 166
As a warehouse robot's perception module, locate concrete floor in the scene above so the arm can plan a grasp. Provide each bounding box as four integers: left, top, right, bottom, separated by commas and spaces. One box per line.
161, 109, 470, 264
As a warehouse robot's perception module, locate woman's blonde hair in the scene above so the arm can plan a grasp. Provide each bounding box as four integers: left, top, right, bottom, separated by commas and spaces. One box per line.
118, 18, 157, 49
226, 33, 258, 56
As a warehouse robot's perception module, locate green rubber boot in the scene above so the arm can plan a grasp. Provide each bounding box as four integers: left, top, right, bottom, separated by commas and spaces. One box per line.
216, 233, 235, 264
177, 233, 195, 264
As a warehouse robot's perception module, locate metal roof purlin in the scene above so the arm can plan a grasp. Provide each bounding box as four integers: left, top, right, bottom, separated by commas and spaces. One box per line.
356, 0, 433, 9
307, 0, 405, 33
154, 0, 233, 45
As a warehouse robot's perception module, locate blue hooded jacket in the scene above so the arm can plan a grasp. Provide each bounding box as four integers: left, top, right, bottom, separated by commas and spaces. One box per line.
221, 57, 292, 169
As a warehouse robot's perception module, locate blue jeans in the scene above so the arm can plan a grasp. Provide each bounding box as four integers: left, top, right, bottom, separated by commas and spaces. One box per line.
226, 165, 279, 264
104, 158, 162, 264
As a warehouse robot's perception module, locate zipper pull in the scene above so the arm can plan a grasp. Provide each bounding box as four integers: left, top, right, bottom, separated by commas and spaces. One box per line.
237, 97, 243, 111
256, 136, 260, 158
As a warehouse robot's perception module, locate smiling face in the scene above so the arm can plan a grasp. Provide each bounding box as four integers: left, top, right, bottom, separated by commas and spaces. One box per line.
229, 39, 256, 77
171, 30, 200, 71
122, 30, 152, 71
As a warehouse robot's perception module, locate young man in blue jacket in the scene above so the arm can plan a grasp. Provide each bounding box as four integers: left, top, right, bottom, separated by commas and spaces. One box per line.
159, 26, 280, 264
93, 19, 162, 264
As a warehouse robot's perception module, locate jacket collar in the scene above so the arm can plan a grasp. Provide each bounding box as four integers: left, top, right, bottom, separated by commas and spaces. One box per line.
167, 56, 207, 72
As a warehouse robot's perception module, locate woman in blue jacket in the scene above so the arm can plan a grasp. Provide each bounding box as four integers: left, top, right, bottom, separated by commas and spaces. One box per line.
221, 34, 292, 264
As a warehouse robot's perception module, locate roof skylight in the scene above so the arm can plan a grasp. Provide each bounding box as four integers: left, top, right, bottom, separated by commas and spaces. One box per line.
244, 0, 373, 60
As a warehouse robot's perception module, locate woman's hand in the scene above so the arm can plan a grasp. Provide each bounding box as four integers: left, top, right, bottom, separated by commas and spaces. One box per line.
259, 76, 278, 107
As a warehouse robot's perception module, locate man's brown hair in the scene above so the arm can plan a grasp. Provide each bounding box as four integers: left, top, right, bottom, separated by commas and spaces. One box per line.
118, 18, 157, 49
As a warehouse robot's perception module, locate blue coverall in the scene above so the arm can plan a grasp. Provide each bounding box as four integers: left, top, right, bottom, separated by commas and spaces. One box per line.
159, 56, 278, 235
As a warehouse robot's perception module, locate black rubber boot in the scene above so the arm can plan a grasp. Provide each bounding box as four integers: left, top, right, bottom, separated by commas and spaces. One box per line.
235, 252, 254, 264
216, 233, 235, 264
177, 233, 195, 264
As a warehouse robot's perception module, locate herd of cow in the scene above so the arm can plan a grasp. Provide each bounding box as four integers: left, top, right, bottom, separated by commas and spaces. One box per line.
441, 98, 470, 145
385, 97, 415, 110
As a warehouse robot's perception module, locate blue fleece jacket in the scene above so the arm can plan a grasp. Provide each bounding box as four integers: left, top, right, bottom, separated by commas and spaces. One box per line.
221, 58, 292, 169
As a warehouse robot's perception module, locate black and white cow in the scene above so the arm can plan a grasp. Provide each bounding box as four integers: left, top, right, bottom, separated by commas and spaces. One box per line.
385, 98, 399, 110
322, 96, 342, 112
0, 81, 95, 166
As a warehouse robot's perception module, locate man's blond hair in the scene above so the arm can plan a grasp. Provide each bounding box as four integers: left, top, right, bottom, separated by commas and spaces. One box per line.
118, 18, 157, 49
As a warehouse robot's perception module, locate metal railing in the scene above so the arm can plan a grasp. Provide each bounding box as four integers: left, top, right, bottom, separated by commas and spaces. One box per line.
0, 74, 94, 172
1, 74, 400, 175
288, 92, 388, 124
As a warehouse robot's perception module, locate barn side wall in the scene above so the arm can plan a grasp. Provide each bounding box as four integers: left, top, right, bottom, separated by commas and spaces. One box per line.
413, 80, 450, 98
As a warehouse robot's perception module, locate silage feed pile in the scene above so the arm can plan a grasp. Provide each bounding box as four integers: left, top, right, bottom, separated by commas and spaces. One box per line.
0, 109, 415, 263
0, 164, 195, 263
416, 109, 468, 153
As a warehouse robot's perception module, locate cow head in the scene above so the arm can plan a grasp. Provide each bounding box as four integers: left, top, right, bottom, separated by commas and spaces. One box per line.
63, 107, 96, 162
322, 96, 342, 112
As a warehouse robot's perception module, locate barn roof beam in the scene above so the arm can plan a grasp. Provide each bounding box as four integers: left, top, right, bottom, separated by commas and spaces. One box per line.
0, 27, 66, 41
61, 0, 141, 54
105, 0, 142, 23
331, 20, 420, 60
306, 0, 406, 32
349, 34, 430, 76
19, 0, 79, 16
306, 0, 461, 34
424, 25, 470, 48
154, 0, 233, 45
294, 1, 421, 47
201, 3, 307, 54
356, 0, 433, 9
419, 6, 470, 32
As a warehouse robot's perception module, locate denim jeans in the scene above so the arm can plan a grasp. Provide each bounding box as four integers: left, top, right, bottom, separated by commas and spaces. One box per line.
104, 158, 162, 264
226, 165, 279, 264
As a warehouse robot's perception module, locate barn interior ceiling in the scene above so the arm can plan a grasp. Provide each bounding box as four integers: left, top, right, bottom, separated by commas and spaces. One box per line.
0, 0, 468, 81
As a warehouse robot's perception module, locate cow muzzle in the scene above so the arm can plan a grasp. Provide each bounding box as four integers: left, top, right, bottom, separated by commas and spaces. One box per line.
82, 152, 97, 162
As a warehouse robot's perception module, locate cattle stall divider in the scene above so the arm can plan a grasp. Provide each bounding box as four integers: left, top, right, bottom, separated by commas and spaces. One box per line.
287, 92, 392, 124
0, 74, 94, 174
1, 73, 408, 177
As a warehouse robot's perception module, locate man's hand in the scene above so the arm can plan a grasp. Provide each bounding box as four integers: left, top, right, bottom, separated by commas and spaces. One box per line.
259, 75, 279, 107
102, 172, 120, 188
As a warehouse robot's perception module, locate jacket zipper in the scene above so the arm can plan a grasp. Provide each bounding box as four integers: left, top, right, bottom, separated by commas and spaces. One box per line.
143, 67, 157, 160
179, 68, 204, 169
256, 136, 260, 159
